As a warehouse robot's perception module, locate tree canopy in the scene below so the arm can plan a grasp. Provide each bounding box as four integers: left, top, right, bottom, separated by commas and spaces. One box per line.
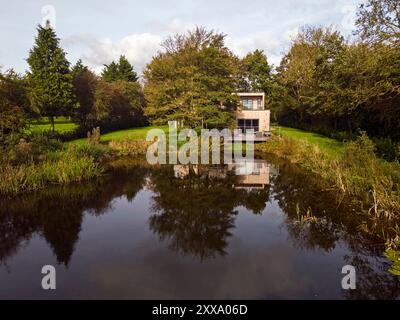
355, 0, 400, 44
102, 55, 139, 82
239, 49, 272, 97
143, 27, 240, 128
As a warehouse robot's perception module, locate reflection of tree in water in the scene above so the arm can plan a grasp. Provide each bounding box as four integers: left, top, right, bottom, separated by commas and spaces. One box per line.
268, 157, 400, 299
0, 165, 147, 267
271, 160, 358, 252
2, 156, 398, 298
147, 165, 270, 260
342, 253, 400, 300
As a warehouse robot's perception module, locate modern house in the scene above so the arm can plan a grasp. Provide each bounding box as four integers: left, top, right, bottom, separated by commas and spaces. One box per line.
235, 92, 270, 136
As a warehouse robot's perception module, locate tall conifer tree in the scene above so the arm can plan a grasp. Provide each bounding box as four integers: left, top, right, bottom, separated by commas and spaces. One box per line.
27, 21, 75, 131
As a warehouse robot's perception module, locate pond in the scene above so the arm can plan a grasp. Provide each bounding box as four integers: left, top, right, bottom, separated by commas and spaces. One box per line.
0, 157, 399, 299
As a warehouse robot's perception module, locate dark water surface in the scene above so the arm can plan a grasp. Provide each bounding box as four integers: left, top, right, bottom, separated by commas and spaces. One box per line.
0, 157, 399, 299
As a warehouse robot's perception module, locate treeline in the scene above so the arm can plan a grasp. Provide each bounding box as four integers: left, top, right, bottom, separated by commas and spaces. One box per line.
1, 0, 399, 150
143, 0, 400, 149
271, 0, 400, 147
0, 21, 146, 145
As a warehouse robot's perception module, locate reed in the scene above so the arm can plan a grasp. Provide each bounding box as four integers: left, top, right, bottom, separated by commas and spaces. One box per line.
256, 133, 400, 247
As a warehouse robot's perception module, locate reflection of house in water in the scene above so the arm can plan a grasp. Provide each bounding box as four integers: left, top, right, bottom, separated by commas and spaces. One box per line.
173, 159, 270, 190
228, 159, 270, 190
173, 164, 227, 179
174, 165, 191, 179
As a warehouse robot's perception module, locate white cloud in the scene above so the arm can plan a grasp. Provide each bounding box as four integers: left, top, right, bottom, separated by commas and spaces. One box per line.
64, 33, 163, 75
164, 18, 196, 34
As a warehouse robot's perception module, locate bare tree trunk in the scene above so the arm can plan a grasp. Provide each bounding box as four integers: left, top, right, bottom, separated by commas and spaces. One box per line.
50, 116, 55, 132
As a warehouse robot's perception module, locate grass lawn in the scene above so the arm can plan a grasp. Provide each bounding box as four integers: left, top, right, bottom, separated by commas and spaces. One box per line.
271, 125, 344, 158
27, 117, 78, 134
70, 125, 169, 145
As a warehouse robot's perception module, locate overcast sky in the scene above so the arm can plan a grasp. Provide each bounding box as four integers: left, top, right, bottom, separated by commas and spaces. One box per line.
0, 0, 362, 76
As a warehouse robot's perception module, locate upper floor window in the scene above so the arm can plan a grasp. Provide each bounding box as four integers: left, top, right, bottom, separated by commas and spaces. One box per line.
256, 99, 263, 109
242, 99, 253, 110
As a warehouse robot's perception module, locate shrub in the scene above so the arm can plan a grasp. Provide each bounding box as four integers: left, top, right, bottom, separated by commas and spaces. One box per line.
374, 137, 400, 162
0, 145, 104, 195
108, 139, 151, 156
87, 127, 101, 145
74, 143, 112, 161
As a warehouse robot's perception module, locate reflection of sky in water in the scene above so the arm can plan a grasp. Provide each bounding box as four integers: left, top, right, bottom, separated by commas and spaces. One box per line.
0, 159, 399, 299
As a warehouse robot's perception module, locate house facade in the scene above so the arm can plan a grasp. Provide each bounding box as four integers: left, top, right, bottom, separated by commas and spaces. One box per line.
235, 92, 270, 135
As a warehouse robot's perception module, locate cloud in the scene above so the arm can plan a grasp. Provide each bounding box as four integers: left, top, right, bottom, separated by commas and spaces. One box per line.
226, 28, 301, 67
63, 33, 163, 75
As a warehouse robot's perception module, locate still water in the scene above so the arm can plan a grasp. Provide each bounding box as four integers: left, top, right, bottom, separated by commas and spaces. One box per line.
0, 157, 399, 299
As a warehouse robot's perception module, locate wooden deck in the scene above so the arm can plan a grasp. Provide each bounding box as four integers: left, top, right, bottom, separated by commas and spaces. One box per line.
226, 132, 270, 143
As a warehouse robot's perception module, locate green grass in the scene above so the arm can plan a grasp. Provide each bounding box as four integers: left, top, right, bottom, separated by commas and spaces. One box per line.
27, 117, 78, 134
272, 125, 344, 158
70, 125, 169, 145
0, 145, 103, 195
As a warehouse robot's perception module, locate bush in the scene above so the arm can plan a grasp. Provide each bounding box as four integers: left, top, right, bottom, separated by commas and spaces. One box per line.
0, 145, 103, 195
87, 127, 101, 145
108, 139, 150, 156
374, 137, 400, 162
74, 143, 112, 161
4, 131, 63, 165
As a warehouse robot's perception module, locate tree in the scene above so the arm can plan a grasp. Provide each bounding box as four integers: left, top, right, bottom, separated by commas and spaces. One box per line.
71, 60, 96, 130
239, 49, 272, 96
144, 27, 240, 128
0, 69, 29, 140
117, 56, 139, 82
101, 61, 119, 82
355, 0, 400, 44
72, 59, 145, 131
272, 24, 400, 140
26, 22, 76, 131
272, 27, 347, 128
101, 55, 138, 82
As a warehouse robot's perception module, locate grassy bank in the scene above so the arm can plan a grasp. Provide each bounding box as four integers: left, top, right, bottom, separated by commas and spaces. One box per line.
0, 135, 107, 196
70, 125, 168, 145
272, 125, 344, 158
0, 125, 161, 196
256, 132, 400, 248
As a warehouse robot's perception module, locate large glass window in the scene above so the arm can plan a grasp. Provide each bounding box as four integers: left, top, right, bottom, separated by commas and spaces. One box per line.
238, 119, 259, 132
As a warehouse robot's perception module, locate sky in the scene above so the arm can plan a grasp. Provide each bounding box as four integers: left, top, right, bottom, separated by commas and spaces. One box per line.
0, 0, 363, 76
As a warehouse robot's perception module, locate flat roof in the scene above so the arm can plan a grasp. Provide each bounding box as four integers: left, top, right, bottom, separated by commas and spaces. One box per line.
235, 92, 265, 97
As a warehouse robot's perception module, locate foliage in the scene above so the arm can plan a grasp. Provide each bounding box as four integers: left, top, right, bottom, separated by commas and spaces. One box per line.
102, 55, 138, 82
355, 0, 400, 44
0, 69, 29, 142
238, 49, 272, 97
256, 132, 400, 246
374, 137, 400, 161
71, 60, 96, 129
272, 23, 400, 141
144, 27, 239, 129
0, 135, 104, 195
87, 127, 101, 145
26, 23, 76, 131
108, 139, 151, 156
71, 61, 146, 132
384, 249, 400, 276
